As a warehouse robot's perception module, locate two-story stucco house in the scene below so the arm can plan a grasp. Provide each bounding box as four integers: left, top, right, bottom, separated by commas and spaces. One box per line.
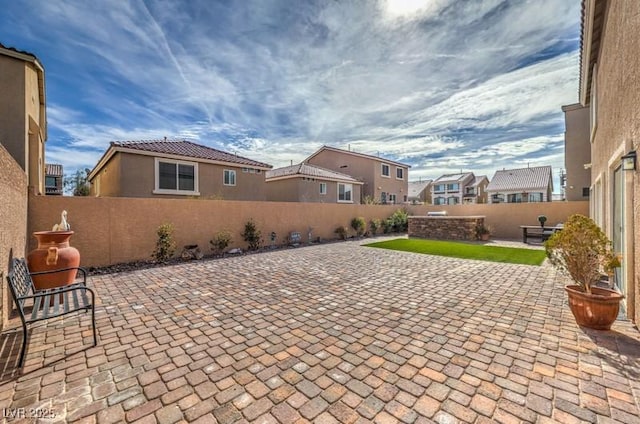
486, 166, 553, 203
265, 163, 363, 203
430, 172, 482, 205
88, 139, 272, 200
305, 146, 410, 204
0, 43, 47, 195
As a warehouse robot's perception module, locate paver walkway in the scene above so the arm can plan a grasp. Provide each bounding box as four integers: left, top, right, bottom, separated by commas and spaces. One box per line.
1, 239, 639, 423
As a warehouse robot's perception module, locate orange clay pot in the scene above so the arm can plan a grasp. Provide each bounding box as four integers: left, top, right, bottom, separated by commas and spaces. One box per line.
565, 285, 624, 330
27, 231, 80, 290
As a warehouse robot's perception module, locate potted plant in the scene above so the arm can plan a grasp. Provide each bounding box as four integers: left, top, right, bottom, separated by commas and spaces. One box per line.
544, 214, 624, 330
475, 223, 491, 241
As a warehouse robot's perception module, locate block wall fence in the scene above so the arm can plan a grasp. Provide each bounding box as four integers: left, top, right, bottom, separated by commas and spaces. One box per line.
27, 196, 588, 268
0, 145, 28, 330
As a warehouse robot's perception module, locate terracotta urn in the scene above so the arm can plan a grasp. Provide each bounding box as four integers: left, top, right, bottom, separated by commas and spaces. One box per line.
565, 285, 624, 330
27, 231, 80, 290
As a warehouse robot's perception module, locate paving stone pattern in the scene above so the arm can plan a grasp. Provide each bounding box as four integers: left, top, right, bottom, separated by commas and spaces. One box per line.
1, 239, 639, 423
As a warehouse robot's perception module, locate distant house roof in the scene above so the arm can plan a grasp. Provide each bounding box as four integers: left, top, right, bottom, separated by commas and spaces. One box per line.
486, 166, 553, 192
266, 163, 362, 184
45, 163, 63, 176
408, 180, 431, 197
0, 42, 38, 61
306, 146, 411, 168
89, 139, 271, 180
470, 175, 488, 187
433, 172, 474, 184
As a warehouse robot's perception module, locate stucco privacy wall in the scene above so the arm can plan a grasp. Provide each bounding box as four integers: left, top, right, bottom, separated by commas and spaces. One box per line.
28, 196, 588, 268
0, 145, 28, 330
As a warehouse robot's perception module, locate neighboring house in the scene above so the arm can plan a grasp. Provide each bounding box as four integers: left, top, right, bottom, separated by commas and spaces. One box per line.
579, 0, 639, 323
486, 166, 553, 203
305, 146, 410, 204
430, 172, 475, 205
45, 163, 63, 195
88, 139, 272, 200
407, 179, 432, 204
562, 103, 591, 201
0, 43, 47, 195
462, 175, 489, 204
265, 163, 363, 203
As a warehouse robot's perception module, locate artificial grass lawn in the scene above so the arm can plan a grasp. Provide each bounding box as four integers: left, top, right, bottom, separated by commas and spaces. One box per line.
364, 238, 547, 266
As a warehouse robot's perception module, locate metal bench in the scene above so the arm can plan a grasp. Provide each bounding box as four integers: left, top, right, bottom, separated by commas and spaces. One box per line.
6, 258, 97, 367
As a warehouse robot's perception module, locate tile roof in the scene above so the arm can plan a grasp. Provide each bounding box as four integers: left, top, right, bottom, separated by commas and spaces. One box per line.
470, 175, 488, 187
408, 180, 431, 197
45, 163, 63, 176
266, 163, 361, 183
433, 172, 473, 183
0, 42, 38, 60
112, 139, 272, 169
486, 166, 552, 192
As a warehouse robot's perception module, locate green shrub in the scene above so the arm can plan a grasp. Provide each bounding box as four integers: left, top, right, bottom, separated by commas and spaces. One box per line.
545, 214, 617, 294
350, 217, 367, 237
335, 226, 349, 240
362, 195, 380, 205
242, 220, 263, 251
210, 230, 232, 254
390, 209, 409, 232
369, 219, 382, 235
152, 223, 176, 262
382, 218, 394, 234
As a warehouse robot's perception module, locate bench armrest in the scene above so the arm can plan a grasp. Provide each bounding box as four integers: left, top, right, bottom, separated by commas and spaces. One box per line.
29, 267, 87, 285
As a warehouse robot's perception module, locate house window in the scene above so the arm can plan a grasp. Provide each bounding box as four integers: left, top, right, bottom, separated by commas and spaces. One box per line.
155, 159, 198, 195
381, 192, 387, 204
434, 197, 446, 205
528, 192, 543, 202
507, 193, 523, 203
396, 168, 404, 179
338, 183, 353, 202
446, 183, 459, 192
223, 169, 236, 186
433, 184, 445, 193
389, 194, 396, 204
320, 182, 327, 195
582, 187, 590, 197
381, 164, 390, 177
465, 187, 475, 195
447, 196, 458, 205
491, 194, 504, 203
45, 176, 57, 187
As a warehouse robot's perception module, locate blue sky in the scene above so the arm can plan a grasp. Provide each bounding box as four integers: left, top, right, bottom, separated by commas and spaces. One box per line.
1, 0, 581, 190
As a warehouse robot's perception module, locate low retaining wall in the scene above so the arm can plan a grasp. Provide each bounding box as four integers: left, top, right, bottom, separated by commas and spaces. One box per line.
408, 216, 485, 241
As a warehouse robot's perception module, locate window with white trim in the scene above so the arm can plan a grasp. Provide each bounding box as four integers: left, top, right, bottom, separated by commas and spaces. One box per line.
223, 169, 236, 186
381, 164, 390, 177
155, 158, 198, 195
388, 194, 396, 204
338, 183, 353, 202
319, 182, 327, 195
396, 168, 404, 179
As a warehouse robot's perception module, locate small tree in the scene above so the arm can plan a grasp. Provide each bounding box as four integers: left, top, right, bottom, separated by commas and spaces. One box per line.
545, 214, 617, 294
210, 230, 232, 254
64, 168, 91, 196
152, 223, 176, 262
389, 209, 408, 232
350, 217, 367, 237
242, 220, 263, 250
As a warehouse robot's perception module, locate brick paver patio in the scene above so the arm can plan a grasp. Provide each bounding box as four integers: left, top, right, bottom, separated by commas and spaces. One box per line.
1, 239, 639, 423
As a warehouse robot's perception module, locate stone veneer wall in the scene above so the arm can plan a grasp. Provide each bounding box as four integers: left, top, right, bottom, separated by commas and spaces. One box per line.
408, 216, 485, 241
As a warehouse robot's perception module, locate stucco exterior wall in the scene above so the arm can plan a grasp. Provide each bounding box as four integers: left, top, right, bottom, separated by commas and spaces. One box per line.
92, 152, 268, 200
588, 0, 640, 322
0, 145, 28, 331
562, 104, 591, 201
266, 178, 362, 203
307, 150, 408, 203
28, 196, 587, 268
0, 56, 27, 171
